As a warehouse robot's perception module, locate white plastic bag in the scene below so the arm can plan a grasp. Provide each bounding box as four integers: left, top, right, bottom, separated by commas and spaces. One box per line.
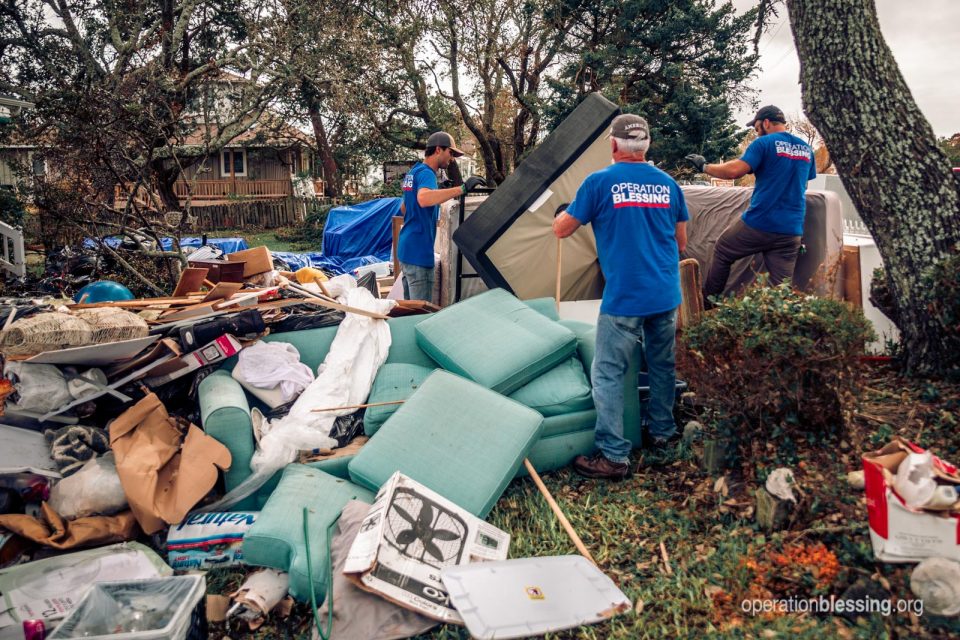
48, 453, 128, 519
910, 557, 960, 616
6, 362, 72, 414
233, 342, 315, 403
204, 286, 396, 511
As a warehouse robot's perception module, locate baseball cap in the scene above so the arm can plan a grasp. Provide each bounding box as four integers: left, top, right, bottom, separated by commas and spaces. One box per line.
609, 114, 650, 141
426, 131, 465, 157
746, 105, 786, 127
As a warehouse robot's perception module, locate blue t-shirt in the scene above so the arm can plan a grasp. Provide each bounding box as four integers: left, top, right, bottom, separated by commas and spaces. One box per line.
568, 162, 689, 317
397, 162, 439, 268
740, 132, 817, 236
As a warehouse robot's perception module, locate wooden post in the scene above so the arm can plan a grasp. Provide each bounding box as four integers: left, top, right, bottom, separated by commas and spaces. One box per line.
392, 215, 403, 278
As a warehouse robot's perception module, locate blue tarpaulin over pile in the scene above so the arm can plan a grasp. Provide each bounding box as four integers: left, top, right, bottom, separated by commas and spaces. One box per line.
82, 199, 398, 275
83, 236, 249, 253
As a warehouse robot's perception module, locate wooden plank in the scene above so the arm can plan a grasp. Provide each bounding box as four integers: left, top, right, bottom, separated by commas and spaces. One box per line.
173, 267, 209, 296
392, 215, 403, 279
201, 281, 243, 303
842, 245, 863, 307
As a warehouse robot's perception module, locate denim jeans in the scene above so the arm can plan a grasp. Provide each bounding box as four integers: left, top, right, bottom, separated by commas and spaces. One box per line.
592, 308, 678, 462
400, 261, 434, 301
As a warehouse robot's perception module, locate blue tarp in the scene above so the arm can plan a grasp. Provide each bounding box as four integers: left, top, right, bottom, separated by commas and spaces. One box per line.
270, 251, 382, 274
83, 236, 249, 253
318, 198, 399, 274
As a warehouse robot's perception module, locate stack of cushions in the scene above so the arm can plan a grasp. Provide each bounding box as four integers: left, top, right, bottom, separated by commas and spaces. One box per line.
363, 290, 592, 435
413, 288, 578, 395
348, 370, 544, 518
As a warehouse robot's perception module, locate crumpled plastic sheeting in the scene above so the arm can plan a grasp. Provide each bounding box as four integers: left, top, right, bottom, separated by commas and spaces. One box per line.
233, 342, 315, 403
205, 286, 396, 510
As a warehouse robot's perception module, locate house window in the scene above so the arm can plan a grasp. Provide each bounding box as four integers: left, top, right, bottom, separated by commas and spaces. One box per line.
31, 155, 46, 177
221, 149, 247, 177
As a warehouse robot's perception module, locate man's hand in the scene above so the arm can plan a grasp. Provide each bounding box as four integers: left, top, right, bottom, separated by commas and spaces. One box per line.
462, 176, 489, 194
684, 154, 707, 173
554, 202, 570, 217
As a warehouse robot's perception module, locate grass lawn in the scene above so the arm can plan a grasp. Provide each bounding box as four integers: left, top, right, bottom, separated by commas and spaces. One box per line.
205, 227, 316, 254
206, 367, 960, 640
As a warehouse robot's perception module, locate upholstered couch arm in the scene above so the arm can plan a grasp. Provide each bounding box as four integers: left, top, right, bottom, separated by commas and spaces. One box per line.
199, 369, 256, 503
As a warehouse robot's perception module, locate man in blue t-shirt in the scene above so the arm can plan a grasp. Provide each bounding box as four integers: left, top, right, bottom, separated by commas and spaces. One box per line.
554, 114, 689, 480
685, 105, 817, 303
398, 131, 486, 301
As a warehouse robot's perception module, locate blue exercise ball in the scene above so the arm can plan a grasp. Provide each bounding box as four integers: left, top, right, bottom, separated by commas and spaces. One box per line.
74, 280, 135, 303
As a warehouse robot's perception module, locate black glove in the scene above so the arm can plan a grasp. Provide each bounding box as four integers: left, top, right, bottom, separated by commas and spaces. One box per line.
554, 202, 570, 217
685, 154, 707, 172
461, 176, 489, 194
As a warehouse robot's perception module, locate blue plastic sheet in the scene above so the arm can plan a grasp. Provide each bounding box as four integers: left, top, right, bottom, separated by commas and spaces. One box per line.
319, 198, 399, 273
83, 236, 249, 253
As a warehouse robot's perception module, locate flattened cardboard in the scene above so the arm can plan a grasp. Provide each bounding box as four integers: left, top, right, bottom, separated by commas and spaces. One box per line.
343, 472, 510, 623
0, 503, 139, 550
110, 393, 232, 534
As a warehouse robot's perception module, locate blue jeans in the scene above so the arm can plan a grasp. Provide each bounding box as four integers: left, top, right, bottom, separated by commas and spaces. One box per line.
592, 309, 678, 462
400, 262, 434, 301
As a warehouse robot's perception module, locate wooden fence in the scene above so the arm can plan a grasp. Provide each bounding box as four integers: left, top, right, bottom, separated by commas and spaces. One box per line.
187, 197, 318, 229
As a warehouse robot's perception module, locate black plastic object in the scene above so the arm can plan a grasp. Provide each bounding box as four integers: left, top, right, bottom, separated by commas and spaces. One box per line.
178, 309, 265, 350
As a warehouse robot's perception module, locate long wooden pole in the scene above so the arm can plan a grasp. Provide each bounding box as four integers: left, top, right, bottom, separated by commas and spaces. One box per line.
311, 399, 405, 413
524, 458, 597, 565
555, 237, 562, 313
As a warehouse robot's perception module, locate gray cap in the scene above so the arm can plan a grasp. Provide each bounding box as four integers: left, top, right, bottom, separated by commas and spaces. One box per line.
610, 114, 650, 141
426, 131, 465, 157
746, 105, 786, 127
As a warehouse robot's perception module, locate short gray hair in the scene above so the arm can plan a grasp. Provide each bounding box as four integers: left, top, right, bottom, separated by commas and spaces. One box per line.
614, 135, 650, 155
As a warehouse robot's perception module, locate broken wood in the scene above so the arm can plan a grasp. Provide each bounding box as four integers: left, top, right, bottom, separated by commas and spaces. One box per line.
201, 282, 243, 303
659, 541, 673, 575
172, 267, 209, 296
311, 399, 406, 413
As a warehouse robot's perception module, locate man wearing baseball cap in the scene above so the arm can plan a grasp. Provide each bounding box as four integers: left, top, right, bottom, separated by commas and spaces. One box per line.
398, 131, 486, 301
685, 105, 817, 303
554, 113, 689, 479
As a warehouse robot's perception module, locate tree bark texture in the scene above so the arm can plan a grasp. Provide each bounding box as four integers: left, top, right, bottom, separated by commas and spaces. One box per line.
787, 0, 960, 374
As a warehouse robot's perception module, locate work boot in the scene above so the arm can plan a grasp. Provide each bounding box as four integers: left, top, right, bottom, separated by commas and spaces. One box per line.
647, 431, 681, 453
573, 451, 632, 480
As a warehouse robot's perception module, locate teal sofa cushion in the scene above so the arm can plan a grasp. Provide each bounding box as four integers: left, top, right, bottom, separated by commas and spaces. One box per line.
348, 370, 543, 517
509, 357, 593, 417
242, 465, 374, 602
363, 363, 436, 435
414, 289, 577, 395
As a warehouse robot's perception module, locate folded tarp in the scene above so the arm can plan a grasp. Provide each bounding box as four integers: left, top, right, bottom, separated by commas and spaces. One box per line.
320, 198, 399, 273
269, 251, 381, 275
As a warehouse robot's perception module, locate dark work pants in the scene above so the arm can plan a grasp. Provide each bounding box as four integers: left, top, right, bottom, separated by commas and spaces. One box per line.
702, 219, 802, 301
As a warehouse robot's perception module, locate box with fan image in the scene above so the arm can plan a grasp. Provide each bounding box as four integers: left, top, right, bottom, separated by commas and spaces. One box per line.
342, 471, 510, 623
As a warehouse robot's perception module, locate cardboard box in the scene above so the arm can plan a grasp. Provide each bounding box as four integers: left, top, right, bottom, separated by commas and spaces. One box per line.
144, 334, 242, 386
863, 437, 960, 562
343, 472, 510, 623
227, 246, 273, 277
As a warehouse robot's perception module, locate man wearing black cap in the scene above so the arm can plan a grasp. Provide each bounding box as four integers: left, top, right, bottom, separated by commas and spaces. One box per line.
685, 105, 817, 302
554, 114, 689, 480
398, 131, 486, 300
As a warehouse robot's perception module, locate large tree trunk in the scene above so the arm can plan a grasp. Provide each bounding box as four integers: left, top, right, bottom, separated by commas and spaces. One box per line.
306, 105, 341, 198
787, 0, 960, 375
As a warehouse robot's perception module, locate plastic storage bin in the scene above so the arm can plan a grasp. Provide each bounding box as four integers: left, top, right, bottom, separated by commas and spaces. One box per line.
48, 575, 206, 640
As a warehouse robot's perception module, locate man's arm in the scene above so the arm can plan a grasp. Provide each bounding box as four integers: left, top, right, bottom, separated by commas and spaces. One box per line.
675, 221, 687, 254
417, 186, 464, 208
553, 212, 581, 239
703, 159, 752, 180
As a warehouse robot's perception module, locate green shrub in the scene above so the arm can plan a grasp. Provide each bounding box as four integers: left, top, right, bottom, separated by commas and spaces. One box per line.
679, 283, 875, 442
274, 202, 334, 250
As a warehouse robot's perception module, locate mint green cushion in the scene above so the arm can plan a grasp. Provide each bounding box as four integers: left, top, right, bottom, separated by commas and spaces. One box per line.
524, 297, 560, 321
414, 289, 577, 395
243, 465, 374, 602
509, 357, 593, 417
348, 370, 543, 517
363, 363, 436, 435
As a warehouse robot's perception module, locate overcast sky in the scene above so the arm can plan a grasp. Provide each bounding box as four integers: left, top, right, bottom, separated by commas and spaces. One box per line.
731, 0, 960, 136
